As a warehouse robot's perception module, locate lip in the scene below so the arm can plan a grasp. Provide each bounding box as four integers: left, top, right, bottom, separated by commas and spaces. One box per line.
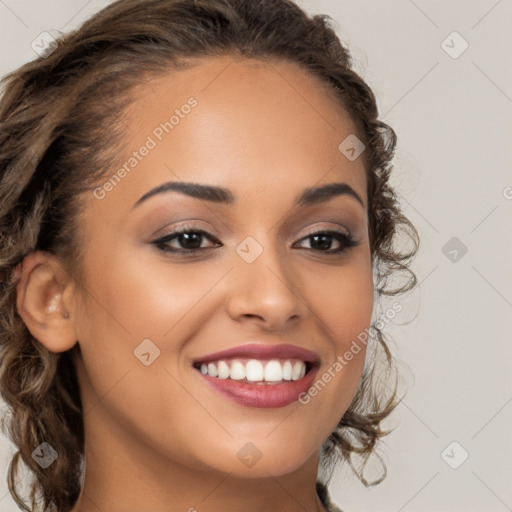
191, 342, 321, 408
192, 343, 321, 365
194, 364, 319, 408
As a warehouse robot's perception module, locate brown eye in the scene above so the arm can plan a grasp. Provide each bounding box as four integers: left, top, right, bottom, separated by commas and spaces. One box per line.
152, 227, 221, 254
293, 230, 358, 254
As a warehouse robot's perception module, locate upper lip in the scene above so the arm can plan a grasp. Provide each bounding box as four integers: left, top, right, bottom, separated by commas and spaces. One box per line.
193, 343, 321, 365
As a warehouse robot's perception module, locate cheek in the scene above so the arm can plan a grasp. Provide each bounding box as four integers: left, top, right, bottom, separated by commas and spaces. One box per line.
294, 255, 374, 423
330, 263, 373, 381
74, 243, 219, 343
71, 244, 228, 417
305, 254, 374, 348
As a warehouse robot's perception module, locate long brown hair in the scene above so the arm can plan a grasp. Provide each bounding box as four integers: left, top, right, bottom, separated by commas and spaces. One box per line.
0, 0, 419, 510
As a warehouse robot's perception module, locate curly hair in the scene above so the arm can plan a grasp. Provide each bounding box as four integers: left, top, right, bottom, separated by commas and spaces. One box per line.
0, 0, 419, 510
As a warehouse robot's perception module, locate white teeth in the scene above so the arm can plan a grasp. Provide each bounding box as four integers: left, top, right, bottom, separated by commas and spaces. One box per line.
207, 362, 218, 377
282, 361, 293, 380
264, 360, 282, 381
198, 358, 308, 382
217, 360, 230, 379
230, 361, 245, 380
292, 361, 305, 380
246, 360, 264, 382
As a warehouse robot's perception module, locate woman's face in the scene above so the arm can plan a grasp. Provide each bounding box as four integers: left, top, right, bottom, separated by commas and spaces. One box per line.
71, 55, 373, 478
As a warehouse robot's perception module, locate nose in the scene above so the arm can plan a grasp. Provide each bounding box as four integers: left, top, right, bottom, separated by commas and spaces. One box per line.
225, 237, 310, 330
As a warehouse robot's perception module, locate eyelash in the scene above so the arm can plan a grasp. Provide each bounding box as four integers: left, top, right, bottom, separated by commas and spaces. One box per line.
151, 224, 359, 257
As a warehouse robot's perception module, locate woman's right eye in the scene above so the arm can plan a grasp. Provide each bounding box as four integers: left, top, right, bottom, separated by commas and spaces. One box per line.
151, 226, 222, 254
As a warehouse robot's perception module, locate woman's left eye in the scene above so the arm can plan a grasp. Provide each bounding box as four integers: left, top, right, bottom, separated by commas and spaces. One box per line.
293, 230, 359, 253
151, 226, 359, 255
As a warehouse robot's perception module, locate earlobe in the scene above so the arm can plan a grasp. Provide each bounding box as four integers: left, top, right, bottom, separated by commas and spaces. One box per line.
15, 251, 78, 353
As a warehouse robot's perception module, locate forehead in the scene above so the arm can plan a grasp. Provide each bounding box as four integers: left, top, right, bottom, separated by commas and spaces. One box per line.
93, 55, 367, 215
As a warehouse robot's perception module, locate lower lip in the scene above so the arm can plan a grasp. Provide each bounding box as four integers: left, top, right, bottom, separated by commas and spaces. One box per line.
194, 365, 319, 408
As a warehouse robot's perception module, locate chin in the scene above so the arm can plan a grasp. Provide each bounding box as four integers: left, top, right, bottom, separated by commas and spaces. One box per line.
192, 437, 317, 479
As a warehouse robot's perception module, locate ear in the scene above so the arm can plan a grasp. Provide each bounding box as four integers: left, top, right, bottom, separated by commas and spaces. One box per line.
14, 250, 78, 353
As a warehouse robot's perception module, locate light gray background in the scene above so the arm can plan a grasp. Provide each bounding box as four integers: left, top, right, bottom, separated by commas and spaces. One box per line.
1, 1, 511, 511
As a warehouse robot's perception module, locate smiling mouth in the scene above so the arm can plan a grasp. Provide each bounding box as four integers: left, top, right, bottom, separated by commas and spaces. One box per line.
192, 358, 315, 385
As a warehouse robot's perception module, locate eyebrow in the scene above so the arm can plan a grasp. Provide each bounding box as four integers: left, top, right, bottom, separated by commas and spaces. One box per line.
131, 181, 365, 210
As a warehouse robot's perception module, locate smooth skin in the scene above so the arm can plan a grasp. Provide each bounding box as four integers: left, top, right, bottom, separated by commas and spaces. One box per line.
15, 55, 374, 512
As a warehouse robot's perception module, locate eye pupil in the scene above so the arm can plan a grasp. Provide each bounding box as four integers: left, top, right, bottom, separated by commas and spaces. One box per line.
179, 232, 202, 250
310, 234, 332, 251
